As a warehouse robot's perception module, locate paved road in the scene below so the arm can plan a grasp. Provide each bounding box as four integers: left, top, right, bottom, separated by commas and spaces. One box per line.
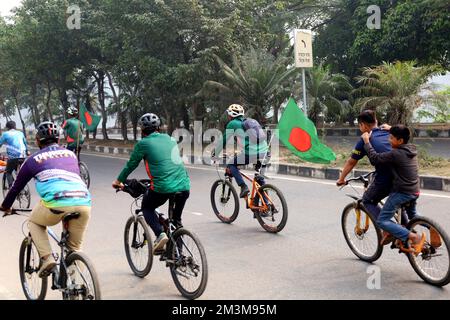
1, 152, 450, 300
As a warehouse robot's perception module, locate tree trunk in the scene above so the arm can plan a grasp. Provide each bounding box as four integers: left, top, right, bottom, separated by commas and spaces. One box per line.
95, 70, 109, 140
30, 83, 40, 127
45, 81, 54, 122
12, 89, 27, 138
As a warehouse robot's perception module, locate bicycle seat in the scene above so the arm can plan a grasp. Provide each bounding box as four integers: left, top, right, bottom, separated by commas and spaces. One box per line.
62, 212, 81, 222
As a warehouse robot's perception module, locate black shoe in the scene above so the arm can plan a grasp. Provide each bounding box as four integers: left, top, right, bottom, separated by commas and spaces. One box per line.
239, 185, 249, 198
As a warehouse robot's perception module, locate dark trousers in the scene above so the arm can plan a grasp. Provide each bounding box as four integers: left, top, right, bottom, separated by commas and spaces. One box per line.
5, 158, 23, 187
141, 190, 190, 237
362, 180, 391, 220
227, 153, 266, 187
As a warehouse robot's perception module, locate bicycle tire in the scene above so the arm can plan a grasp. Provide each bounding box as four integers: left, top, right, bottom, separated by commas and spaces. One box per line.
210, 179, 239, 223
2, 171, 31, 208
406, 216, 450, 287
79, 161, 90, 189
168, 228, 208, 299
64, 252, 101, 300
124, 215, 153, 278
255, 184, 288, 233
341, 203, 383, 262
19, 237, 48, 300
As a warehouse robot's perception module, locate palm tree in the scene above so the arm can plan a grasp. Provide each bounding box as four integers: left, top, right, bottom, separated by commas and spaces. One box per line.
198, 48, 299, 124
354, 61, 441, 125
304, 63, 353, 125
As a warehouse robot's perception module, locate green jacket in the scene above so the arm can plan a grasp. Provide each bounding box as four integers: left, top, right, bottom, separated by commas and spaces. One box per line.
62, 118, 84, 148
215, 116, 269, 156
117, 132, 190, 193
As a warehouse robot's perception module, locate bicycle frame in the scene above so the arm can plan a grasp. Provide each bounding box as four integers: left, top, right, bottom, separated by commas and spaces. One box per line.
240, 171, 274, 210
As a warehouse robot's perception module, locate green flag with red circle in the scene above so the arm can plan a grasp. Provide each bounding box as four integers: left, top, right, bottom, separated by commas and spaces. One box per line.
276, 98, 336, 164
80, 103, 101, 133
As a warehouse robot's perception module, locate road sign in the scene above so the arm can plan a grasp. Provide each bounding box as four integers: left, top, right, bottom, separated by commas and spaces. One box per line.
294, 30, 313, 68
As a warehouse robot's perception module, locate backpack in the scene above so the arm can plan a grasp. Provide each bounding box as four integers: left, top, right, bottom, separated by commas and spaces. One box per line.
242, 118, 266, 144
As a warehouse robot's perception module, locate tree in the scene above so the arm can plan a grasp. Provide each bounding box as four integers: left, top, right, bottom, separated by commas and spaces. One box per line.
199, 48, 299, 124
303, 63, 353, 125
354, 61, 441, 125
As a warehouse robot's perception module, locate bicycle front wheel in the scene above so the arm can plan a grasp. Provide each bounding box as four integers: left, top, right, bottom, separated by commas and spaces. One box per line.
210, 179, 239, 223
124, 215, 153, 277
169, 228, 208, 300
79, 162, 90, 189
341, 203, 383, 262
254, 184, 288, 233
19, 237, 48, 300
406, 216, 450, 287
17, 184, 31, 209
64, 252, 101, 300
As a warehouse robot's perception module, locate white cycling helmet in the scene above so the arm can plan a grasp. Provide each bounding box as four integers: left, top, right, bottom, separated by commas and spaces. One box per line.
67, 106, 78, 116
226, 104, 245, 118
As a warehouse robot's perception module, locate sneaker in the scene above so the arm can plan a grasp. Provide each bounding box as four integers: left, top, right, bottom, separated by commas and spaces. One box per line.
239, 184, 249, 198
38, 255, 56, 278
380, 231, 395, 246
153, 232, 169, 253
430, 228, 442, 248
411, 232, 427, 256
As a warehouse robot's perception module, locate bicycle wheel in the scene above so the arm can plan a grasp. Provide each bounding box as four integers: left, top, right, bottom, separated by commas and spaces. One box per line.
341, 203, 383, 262
79, 162, 90, 189
210, 179, 239, 223
254, 184, 288, 233
19, 237, 48, 300
124, 215, 153, 277
64, 252, 101, 300
168, 228, 208, 299
406, 216, 450, 287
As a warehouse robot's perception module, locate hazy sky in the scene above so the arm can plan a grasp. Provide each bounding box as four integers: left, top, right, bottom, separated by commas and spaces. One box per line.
0, 0, 22, 16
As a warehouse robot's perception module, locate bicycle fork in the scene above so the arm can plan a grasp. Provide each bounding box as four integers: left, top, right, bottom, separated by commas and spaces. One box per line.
354, 203, 370, 236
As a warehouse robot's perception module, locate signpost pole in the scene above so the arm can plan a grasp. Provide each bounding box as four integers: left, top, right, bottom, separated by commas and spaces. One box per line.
302, 68, 307, 115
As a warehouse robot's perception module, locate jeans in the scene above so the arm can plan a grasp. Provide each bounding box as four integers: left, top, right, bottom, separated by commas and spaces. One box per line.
141, 190, 190, 237
377, 192, 418, 242
362, 180, 391, 220
227, 153, 266, 187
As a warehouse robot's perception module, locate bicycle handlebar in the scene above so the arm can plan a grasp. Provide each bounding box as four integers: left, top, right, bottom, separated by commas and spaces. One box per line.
342, 171, 375, 187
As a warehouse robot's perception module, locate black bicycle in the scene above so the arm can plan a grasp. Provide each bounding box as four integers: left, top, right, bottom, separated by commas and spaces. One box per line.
117, 180, 208, 299
1, 157, 31, 208
3, 208, 101, 300
340, 172, 450, 287
73, 147, 90, 189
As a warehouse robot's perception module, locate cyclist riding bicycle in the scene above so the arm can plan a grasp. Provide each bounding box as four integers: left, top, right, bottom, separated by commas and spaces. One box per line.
336, 110, 393, 219
61, 106, 84, 157
112, 113, 190, 253
0, 121, 30, 189
0, 122, 91, 278
213, 104, 269, 198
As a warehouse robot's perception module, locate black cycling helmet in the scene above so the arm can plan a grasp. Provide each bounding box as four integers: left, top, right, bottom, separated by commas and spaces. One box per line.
5, 121, 16, 130
36, 121, 60, 143
139, 113, 160, 131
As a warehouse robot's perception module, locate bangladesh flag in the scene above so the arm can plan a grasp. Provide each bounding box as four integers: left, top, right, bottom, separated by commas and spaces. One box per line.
80, 103, 101, 133
276, 98, 336, 164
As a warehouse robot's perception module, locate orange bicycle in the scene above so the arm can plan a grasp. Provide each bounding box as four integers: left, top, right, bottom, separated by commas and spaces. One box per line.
210, 156, 287, 233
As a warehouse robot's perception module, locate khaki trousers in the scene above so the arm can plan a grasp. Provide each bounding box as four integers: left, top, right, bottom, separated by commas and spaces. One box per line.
28, 201, 91, 257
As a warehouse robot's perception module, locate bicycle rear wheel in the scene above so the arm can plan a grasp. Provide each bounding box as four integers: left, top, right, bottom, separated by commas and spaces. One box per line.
124, 215, 153, 277
64, 252, 101, 300
341, 203, 383, 262
406, 216, 450, 287
254, 184, 288, 233
79, 161, 90, 189
19, 237, 48, 300
2, 172, 31, 208
210, 179, 239, 223
169, 228, 208, 300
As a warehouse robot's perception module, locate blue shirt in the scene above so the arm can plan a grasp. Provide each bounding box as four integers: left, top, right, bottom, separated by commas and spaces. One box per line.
351, 128, 393, 184
0, 130, 28, 159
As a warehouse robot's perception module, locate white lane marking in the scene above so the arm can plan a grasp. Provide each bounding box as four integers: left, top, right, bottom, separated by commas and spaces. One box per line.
0, 285, 18, 300
186, 211, 204, 216
81, 153, 450, 200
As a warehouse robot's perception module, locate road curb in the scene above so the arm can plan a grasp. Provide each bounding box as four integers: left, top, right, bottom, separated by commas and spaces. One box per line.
73, 143, 449, 193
